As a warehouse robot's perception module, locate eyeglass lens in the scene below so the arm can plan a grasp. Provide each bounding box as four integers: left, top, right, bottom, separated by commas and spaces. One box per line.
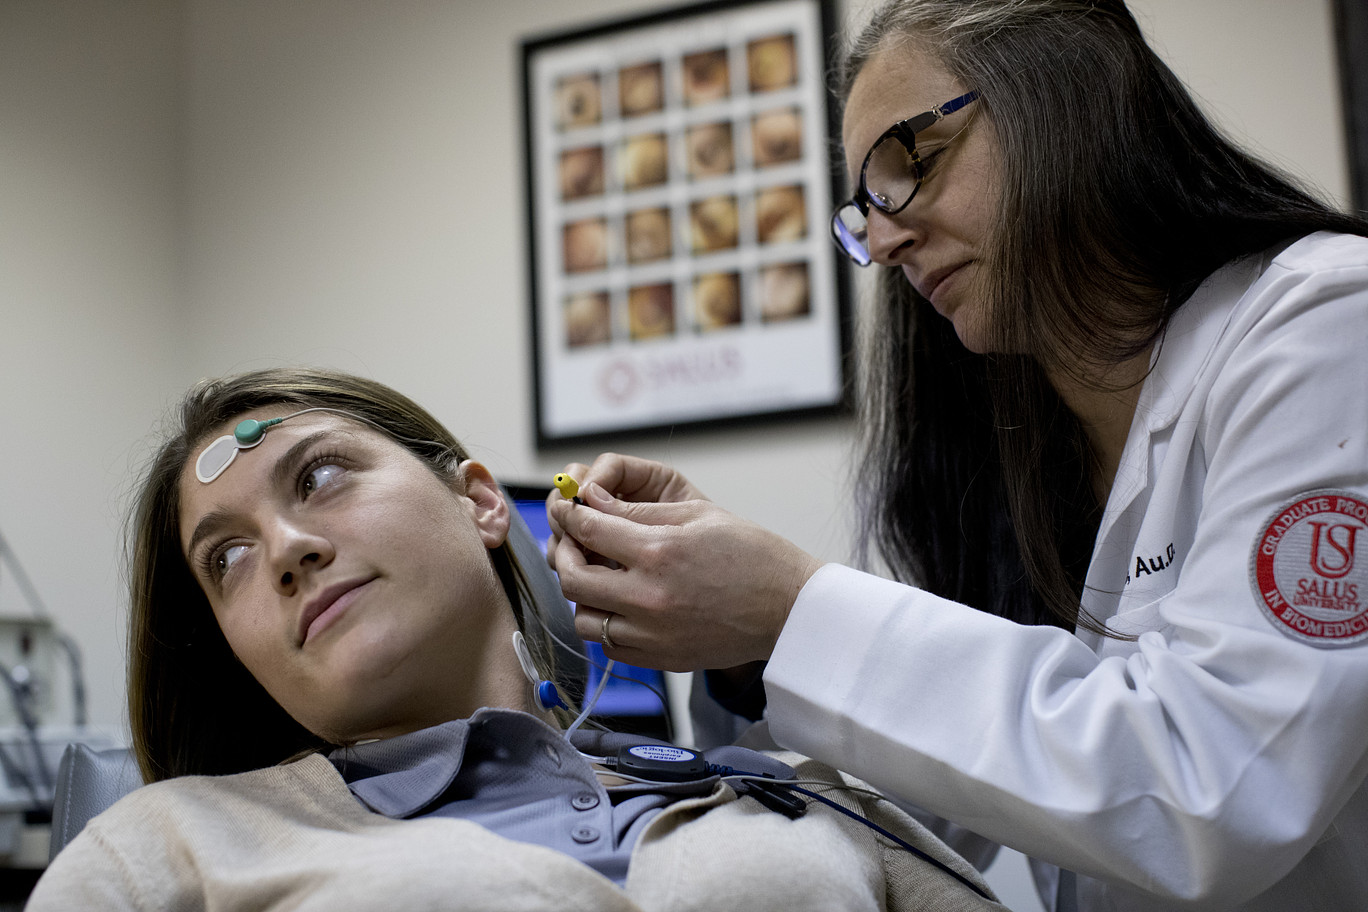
831, 133, 923, 265
865, 136, 921, 212
832, 205, 872, 266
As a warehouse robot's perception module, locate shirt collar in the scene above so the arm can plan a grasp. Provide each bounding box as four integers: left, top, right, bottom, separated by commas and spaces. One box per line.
329, 708, 588, 817
329, 708, 796, 818
329, 717, 474, 818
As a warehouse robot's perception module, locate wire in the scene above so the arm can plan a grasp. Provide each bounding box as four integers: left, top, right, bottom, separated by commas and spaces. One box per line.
769, 780, 993, 901
723, 775, 889, 803
709, 766, 990, 900
786, 781, 992, 899
586, 759, 993, 902
0, 529, 52, 619
57, 633, 87, 727
538, 618, 675, 741
591, 766, 687, 787
0, 741, 43, 811
564, 658, 614, 739
0, 527, 90, 727
0, 659, 53, 806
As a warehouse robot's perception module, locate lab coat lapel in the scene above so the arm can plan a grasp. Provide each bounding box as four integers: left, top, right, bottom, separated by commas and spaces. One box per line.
1081, 255, 1261, 647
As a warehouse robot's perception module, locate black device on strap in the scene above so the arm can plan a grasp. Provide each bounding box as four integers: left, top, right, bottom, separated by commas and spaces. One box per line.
615, 745, 710, 782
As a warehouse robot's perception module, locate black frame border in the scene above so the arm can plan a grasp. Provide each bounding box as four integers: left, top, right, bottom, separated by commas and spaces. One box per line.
518, 0, 853, 450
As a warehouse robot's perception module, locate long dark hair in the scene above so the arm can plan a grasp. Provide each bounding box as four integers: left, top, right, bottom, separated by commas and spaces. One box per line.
127, 367, 563, 782
846, 0, 1368, 631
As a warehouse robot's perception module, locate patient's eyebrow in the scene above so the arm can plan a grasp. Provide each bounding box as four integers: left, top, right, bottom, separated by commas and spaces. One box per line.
184, 510, 233, 565
267, 430, 334, 493
183, 430, 338, 563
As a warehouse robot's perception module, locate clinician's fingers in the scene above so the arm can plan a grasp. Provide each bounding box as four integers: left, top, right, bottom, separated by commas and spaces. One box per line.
573, 606, 695, 671
575, 607, 621, 655
541, 459, 590, 566
554, 544, 660, 621
548, 490, 705, 568
579, 453, 708, 504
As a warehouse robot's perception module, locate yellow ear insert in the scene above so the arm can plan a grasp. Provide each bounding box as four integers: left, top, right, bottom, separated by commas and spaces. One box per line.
552, 473, 579, 500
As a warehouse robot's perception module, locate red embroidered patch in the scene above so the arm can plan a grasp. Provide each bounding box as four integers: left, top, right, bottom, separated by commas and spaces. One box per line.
1250, 490, 1368, 647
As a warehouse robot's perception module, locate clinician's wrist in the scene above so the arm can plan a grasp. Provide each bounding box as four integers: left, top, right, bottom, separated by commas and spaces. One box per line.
765, 552, 823, 658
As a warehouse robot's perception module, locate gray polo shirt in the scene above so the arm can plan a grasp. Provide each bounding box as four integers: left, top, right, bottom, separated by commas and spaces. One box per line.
328, 708, 793, 886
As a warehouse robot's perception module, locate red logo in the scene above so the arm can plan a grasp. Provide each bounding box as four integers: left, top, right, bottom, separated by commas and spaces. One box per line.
1308, 521, 1357, 578
1250, 490, 1368, 647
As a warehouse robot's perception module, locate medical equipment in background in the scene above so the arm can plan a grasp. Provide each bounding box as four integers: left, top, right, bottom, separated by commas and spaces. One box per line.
0, 525, 114, 868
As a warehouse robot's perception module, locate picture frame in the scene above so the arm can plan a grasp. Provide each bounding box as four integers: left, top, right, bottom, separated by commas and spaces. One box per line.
1334, 0, 1368, 213
520, 0, 849, 447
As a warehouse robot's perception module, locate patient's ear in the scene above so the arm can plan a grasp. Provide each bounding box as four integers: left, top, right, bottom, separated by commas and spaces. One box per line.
459, 460, 510, 549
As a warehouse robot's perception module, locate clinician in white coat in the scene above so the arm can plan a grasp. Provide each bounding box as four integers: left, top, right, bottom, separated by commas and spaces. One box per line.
547, 1, 1368, 910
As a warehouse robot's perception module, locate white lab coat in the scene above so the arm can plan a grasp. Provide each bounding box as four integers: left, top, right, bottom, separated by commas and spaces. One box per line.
764, 232, 1368, 911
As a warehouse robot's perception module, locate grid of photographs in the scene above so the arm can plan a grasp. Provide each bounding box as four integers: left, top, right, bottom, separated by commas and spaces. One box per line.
524, 0, 846, 443
552, 31, 814, 347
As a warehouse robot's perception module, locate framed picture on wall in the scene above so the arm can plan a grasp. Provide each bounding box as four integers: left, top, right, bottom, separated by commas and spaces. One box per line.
520, 0, 849, 446
1334, 0, 1368, 213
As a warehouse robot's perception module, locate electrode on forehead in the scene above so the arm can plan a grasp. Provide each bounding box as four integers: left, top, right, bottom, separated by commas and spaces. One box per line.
195, 421, 279, 484
193, 407, 348, 484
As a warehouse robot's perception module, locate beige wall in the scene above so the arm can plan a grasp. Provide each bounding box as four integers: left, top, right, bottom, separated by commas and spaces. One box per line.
0, 0, 185, 730
0, 0, 1349, 742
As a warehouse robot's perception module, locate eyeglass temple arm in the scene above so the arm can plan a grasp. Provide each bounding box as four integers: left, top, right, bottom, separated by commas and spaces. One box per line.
897, 91, 979, 139
933, 90, 979, 119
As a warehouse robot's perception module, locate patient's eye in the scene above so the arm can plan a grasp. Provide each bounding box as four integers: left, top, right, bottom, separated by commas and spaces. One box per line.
217, 543, 248, 576
301, 463, 344, 497
200, 541, 248, 583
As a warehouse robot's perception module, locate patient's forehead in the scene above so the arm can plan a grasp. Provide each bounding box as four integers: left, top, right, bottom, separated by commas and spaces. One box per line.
176, 412, 399, 546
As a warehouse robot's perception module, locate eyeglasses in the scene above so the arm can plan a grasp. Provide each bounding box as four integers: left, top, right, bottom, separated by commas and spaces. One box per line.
830, 90, 979, 266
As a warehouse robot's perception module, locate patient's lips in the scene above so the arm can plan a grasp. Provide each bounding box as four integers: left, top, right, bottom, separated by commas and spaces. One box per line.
298, 577, 376, 645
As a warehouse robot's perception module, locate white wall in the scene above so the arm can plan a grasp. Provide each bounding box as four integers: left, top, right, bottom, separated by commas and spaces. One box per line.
0, 0, 185, 732
176, 0, 859, 557
0, 1, 1349, 905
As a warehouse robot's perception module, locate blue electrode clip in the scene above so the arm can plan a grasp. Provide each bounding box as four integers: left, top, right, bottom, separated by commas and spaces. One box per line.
513, 631, 571, 712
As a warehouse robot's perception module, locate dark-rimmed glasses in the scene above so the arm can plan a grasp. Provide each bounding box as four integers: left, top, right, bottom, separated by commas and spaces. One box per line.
830, 90, 979, 266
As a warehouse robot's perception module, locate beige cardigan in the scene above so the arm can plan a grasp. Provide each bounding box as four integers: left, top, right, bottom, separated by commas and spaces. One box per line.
28, 750, 1005, 911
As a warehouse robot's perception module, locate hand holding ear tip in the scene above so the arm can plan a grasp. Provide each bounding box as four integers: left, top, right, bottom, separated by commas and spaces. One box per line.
553, 473, 584, 505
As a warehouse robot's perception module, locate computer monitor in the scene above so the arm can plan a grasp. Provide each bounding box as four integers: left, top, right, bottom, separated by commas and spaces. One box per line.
502, 484, 671, 740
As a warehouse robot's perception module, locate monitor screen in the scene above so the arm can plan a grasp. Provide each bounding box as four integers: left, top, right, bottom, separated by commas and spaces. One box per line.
503, 484, 671, 739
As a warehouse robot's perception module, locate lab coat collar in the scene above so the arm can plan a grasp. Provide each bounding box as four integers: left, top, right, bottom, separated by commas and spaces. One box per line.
1138, 253, 1269, 434
1105, 245, 1283, 512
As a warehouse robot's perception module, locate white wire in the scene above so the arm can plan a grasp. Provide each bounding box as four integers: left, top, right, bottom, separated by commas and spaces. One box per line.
564, 658, 614, 739
722, 775, 888, 802
589, 766, 893, 806
536, 616, 674, 739
591, 766, 677, 786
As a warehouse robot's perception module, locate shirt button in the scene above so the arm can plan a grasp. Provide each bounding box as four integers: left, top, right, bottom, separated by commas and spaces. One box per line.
571, 792, 600, 811
571, 825, 600, 844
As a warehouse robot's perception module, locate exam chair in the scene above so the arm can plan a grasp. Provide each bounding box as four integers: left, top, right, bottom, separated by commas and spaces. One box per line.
47, 743, 141, 859
48, 487, 586, 859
